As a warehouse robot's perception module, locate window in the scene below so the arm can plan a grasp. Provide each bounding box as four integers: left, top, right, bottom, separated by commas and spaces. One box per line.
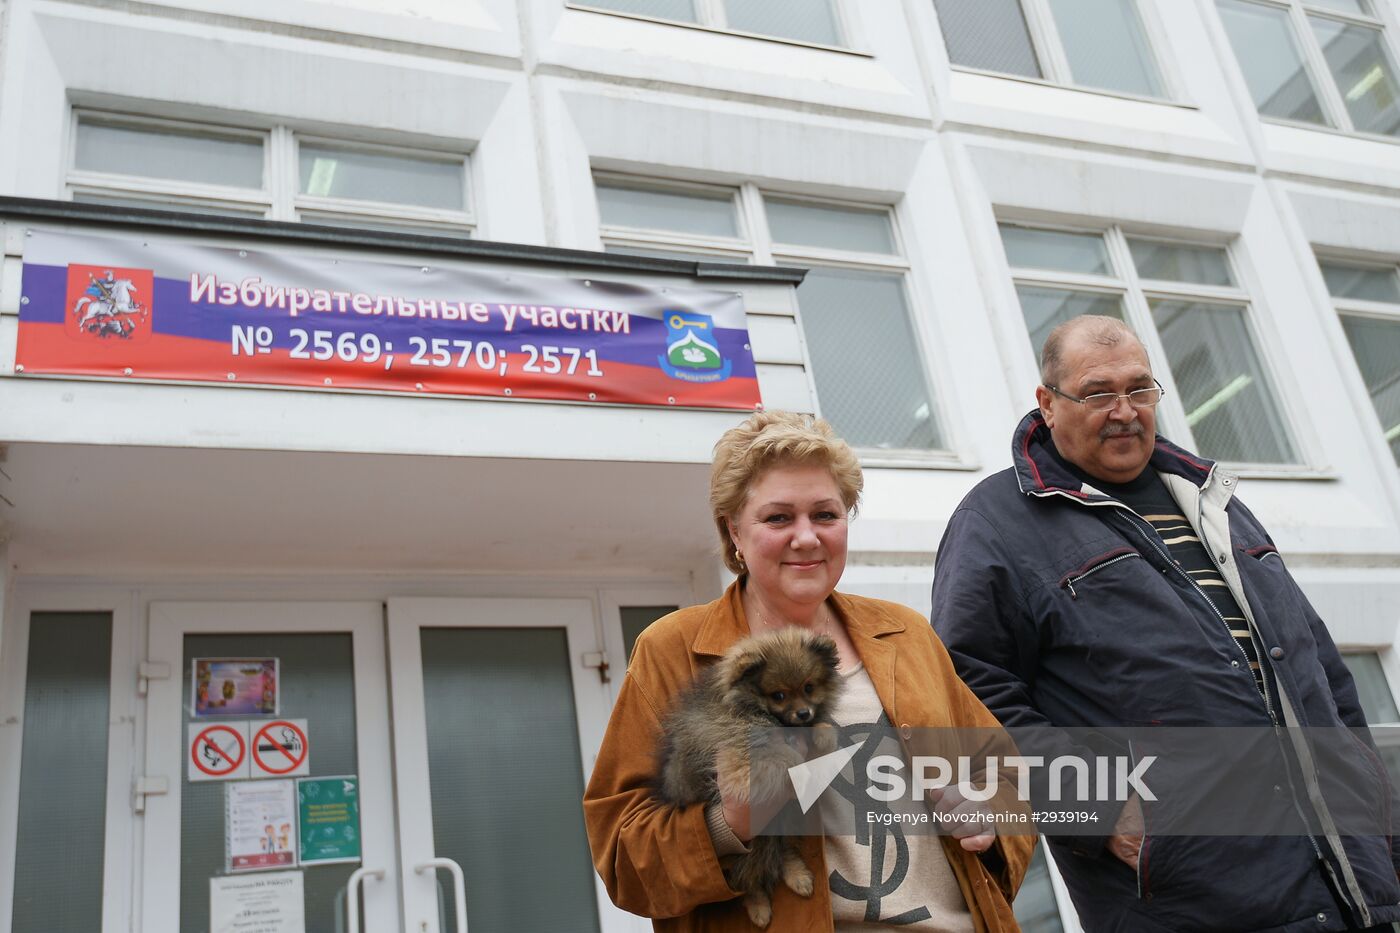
1013, 847, 1066, 932
932, 0, 1166, 98
597, 177, 946, 453
1217, 0, 1400, 137
1318, 257, 1400, 465
1340, 652, 1400, 783
1001, 223, 1300, 466
577, 0, 843, 46
68, 112, 473, 233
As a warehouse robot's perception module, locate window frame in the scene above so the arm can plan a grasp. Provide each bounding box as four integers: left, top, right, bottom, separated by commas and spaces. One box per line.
595, 173, 960, 465
65, 110, 476, 235
66, 110, 274, 217
1000, 220, 1317, 473
566, 0, 858, 55
1316, 253, 1400, 465
936, 0, 1181, 105
1218, 0, 1400, 142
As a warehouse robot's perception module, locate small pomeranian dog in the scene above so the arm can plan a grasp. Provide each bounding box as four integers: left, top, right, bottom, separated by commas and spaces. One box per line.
655, 627, 844, 928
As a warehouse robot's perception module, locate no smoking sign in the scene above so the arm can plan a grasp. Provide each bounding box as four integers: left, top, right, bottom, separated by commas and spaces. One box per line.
187, 719, 311, 781
252, 719, 310, 778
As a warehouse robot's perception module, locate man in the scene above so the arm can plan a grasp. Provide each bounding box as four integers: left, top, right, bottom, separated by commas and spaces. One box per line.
931, 315, 1400, 932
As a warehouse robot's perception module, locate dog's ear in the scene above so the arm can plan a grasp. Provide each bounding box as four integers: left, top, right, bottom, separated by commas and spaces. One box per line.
810, 634, 840, 674
719, 643, 768, 690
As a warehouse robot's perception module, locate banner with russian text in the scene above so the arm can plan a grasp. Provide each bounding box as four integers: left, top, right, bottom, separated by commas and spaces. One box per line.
15, 229, 762, 410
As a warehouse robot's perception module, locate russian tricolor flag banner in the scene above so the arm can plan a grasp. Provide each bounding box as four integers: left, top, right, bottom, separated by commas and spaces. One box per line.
16, 229, 762, 411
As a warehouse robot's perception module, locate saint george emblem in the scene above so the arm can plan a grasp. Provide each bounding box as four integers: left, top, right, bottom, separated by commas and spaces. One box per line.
65, 264, 153, 341
658, 312, 732, 383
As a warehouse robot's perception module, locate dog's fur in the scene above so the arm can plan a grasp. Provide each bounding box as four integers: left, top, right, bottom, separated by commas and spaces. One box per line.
655, 627, 844, 928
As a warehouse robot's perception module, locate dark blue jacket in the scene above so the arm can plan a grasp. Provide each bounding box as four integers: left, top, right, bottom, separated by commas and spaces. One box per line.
932, 411, 1400, 933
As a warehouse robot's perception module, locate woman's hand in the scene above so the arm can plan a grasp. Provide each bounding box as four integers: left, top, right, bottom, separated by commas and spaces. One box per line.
927, 784, 998, 853
717, 733, 808, 843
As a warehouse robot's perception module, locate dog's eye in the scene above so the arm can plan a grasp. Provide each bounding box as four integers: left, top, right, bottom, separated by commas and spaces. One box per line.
803, 683, 814, 696
770, 691, 785, 702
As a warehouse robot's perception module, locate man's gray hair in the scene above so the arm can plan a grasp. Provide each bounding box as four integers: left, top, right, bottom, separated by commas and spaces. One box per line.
1040, 315, 1143, 385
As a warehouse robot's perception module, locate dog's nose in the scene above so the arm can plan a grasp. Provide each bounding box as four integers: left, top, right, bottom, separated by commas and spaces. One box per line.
795, 708, 812, 723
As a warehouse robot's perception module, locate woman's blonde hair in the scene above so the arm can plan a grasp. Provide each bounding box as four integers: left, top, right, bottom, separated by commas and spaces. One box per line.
709, 410, 863, 574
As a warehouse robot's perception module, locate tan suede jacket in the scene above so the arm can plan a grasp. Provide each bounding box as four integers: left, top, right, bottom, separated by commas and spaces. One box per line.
583, 582, 1034, 932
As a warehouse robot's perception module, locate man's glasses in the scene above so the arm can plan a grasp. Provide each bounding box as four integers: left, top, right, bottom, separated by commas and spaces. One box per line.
1044, 380, 1166, 412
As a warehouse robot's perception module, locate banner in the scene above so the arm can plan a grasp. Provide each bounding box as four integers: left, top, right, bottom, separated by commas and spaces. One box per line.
16, 229, 761, 410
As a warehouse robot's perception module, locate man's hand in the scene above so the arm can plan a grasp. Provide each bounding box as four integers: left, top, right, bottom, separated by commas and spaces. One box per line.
1108, 795, 1144, 869
928, 785, 998, 853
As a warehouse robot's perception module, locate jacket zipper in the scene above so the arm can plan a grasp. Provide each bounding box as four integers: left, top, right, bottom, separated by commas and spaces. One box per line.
1062, 553, 1140, 599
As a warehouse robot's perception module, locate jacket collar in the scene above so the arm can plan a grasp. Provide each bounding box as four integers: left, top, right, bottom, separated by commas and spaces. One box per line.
1011, 409, 1217, 500
690, 580, 905, 659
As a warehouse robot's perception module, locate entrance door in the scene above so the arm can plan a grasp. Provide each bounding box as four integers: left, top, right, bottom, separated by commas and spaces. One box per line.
141, 602, 398, 933
386, 597, 624, 933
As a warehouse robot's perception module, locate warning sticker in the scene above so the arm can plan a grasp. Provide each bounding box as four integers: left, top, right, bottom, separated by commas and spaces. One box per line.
251, 720, 310, 778
189, 722, 250, 782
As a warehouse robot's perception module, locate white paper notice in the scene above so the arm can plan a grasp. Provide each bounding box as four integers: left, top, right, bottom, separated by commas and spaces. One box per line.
210, 871, 304, 933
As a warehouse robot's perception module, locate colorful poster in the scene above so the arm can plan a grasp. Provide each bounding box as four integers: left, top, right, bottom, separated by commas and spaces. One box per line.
193, 658, 278, 718
297, 775, 361, 865
226, 780, 298, 873
16, 228, 761, 410
210, 871, 304, 933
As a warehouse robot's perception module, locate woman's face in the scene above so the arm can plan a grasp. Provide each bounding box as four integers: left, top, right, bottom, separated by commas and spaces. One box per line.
727, 463, 848, 615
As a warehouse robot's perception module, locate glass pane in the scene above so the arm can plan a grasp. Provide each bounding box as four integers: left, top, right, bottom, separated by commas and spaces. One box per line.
298, 144, 466, 210
1048, 0, 1164, 96
72, 191, 268, 218
724, 0, 840, 45
1000, 225, 1112, 275
1128, 239, 1235, 286
620, 606, 679, 664
180, 634, 359, 933
1150, 299, 1297, 463
1012, 847, 1065, 932
1309, 17, 1400, 137
798, 268, 943, 450
1342, 653, 1400, 723
75, 121, 264, 189
932, 0, 1042, 78
1319, 261, 1400, 302
582, 0, 697, 21
766, 199, 896, 254
1217, 0, 1330, 125
1308, 0, 1369, 13
1340, 653, 1400, 790
1013, 286, 1126, 361
605, 244, 749, 262
596, 183, 740, 239
297, 210, 473, 237
11, 613, 112, 933
1339, 314, 1400, 465
421, 629, 600, 933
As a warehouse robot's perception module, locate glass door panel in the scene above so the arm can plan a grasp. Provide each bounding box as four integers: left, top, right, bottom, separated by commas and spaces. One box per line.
141, 603, 396, 933
387, 598, 625, 933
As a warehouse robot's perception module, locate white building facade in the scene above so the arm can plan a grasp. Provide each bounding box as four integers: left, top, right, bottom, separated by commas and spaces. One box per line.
1, 0, 1399, 931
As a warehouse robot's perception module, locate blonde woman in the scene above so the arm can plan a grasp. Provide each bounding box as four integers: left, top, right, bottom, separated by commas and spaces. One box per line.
585, 411, 1033, 932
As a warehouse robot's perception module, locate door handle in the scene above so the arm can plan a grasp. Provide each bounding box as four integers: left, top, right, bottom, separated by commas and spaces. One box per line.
415, 857, 468, 933
346, 866, 385, 933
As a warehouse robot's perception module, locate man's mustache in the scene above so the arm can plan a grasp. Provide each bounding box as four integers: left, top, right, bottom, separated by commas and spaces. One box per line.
1100, 422, 1145, 440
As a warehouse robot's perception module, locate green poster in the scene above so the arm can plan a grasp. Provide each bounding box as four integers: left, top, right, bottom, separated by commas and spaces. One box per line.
296, 775, 361, 866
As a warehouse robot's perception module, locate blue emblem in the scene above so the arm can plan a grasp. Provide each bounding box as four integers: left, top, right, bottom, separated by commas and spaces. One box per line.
658, 311, 732, 383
